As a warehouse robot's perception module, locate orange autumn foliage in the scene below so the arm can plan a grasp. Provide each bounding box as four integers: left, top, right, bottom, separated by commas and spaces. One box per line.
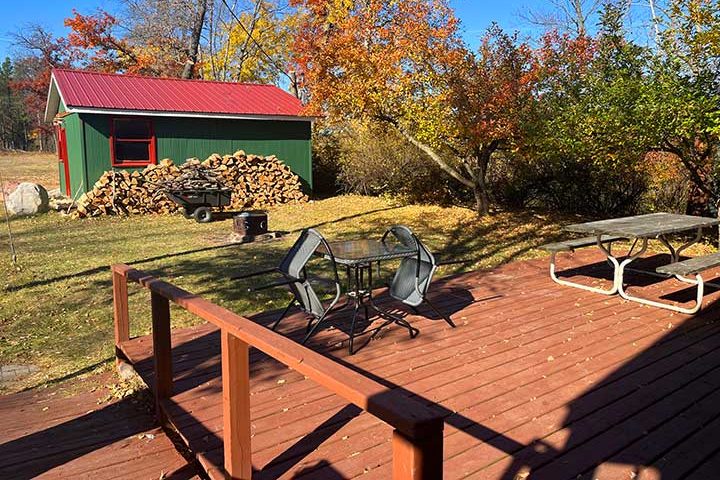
291, 0, 540, 214
64, 10, 177, 76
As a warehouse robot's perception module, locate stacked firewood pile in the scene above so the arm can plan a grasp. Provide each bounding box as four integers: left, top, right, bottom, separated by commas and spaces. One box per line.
73, 151, 308, 218
201, 152, 308, 209
159, 160, 230, 192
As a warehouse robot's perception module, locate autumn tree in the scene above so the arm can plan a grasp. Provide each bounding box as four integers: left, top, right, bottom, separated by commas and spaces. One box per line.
445, 27, 538, 214
204, 0, 299, 84
10, 26, 76, 150
120, 0, 208, 78
64, 9, 159, 74
292, 0, 537, 214
641, 0, 720, 213
525, 3, 659, 214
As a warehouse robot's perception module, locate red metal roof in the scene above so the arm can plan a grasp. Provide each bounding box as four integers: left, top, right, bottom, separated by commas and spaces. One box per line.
51, 69, 307, 118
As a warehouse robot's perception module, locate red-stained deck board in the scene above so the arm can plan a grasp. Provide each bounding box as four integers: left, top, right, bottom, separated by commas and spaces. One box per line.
0, 372, 201, 479
118, 250, 720, 479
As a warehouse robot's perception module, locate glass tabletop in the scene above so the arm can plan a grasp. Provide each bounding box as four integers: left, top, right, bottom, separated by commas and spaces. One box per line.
564, 213, 720, 238
316, 239, 416, 265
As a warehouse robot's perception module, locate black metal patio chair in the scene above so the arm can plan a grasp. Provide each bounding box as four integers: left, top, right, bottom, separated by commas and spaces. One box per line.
381, 225, 457, 328
232, 228, 343, 341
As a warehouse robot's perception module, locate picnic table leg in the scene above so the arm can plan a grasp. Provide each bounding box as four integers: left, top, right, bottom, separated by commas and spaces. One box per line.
657, 227, 703, 264
616, 237, 704, 314
595, 235, 622, 293
548, 235, 621, 295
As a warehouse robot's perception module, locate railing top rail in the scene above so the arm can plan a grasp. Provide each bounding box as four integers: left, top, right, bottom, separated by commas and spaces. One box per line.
113, 263, 444, 438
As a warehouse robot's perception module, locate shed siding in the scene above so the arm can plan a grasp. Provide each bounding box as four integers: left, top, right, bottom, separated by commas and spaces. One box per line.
61, 112, 87, 196
79, 114, 312, 190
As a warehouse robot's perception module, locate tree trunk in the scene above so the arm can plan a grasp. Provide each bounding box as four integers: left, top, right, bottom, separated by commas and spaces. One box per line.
181, 0, 208, 79
471, 142, 498, 216
473, 183, 490, 216
387, 119, 500, 216
290, 71, 300, 99
571, 0, 587, 37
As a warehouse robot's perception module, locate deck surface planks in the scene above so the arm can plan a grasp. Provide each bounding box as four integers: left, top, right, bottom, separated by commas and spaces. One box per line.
0, 372, 201, 480
118, 250, 720, 479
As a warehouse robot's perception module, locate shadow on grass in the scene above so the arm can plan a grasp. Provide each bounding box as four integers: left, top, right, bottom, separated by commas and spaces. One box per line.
4, 205, 406, 293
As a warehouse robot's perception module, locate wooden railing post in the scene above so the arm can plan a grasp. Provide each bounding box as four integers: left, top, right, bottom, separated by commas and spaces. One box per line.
112, 268, 130, 362
151, 291, 173, 423
392, 425, 444, 480
221, 329, 252, 480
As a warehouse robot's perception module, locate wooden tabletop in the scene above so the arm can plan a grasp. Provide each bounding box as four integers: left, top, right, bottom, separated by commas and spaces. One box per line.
564, 213, 720, 238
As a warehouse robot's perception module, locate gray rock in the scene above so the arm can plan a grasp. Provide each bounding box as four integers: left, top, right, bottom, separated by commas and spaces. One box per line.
6, 182, 49, 217
0, 364, 38, 383
116, 360, 138, 381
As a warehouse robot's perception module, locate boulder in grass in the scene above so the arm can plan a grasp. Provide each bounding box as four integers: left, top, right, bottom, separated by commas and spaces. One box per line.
6, 182, 50, 217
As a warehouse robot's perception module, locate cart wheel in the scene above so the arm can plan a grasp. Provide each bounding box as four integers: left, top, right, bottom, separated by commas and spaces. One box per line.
193, 207, 212, 223
182, 207, 194, 219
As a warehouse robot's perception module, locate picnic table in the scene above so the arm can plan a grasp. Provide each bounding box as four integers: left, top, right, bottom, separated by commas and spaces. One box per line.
545, 213, 720, 314
315, 238, 418, 352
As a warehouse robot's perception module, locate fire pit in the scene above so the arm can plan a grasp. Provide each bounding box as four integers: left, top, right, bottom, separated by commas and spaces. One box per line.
229, 210, 283, 243
233, 210, 268, 235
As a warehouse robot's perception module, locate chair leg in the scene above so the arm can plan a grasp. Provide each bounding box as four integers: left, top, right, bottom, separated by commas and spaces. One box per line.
302, 310, 329, 345
271, 298, 296, 331
347, 302, 362, 354
394, 315, 420, 338
424, 298, 456, 328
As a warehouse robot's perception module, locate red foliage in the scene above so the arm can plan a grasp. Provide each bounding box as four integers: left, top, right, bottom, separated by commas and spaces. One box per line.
64, 10, 156, 74
450, 26, 540, 151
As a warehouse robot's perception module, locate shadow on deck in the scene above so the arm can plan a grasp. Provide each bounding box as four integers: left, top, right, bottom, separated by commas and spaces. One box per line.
0, 372, 201, 479
113, 250, 720, 479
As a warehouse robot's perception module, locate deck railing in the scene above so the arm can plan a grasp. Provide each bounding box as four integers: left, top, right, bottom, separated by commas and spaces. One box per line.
111, 264, 445, 480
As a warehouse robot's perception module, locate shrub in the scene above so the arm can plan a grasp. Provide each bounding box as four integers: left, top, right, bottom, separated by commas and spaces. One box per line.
333, 121, 457, 204
491, 152, 649, 216
641, 152, 690, 214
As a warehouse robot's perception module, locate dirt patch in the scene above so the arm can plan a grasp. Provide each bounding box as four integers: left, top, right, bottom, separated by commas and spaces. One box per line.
0, 151, 58, 194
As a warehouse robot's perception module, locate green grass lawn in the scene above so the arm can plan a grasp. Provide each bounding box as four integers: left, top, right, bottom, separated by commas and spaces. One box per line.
0, 194, 574, 391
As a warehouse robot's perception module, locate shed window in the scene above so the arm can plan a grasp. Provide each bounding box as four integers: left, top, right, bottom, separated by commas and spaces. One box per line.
110, 118, 156, 167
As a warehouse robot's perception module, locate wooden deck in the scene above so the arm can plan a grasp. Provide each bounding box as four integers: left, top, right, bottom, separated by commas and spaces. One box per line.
0, 372, 201, 479
119, 250, 720, 479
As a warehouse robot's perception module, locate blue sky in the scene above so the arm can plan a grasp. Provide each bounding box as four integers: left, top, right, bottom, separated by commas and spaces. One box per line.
0, 0, 660, 60
451, 1, 546, 48
0, 0, 546, 59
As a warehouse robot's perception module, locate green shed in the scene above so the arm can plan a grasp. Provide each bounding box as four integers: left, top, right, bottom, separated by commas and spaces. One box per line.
44, 69, 314, 196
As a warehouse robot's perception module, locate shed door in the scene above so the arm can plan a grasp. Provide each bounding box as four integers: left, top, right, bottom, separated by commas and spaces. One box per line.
56, 126, 70, 196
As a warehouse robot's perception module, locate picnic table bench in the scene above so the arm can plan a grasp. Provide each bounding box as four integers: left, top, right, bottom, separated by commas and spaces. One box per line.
540, 235, 627, 295
657, 252, 720, 276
